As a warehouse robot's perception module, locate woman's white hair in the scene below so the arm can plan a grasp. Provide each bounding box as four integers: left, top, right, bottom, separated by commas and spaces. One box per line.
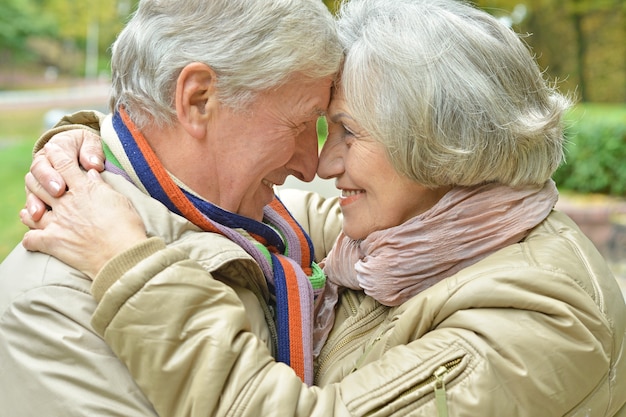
336, 0, 572, 187
110, 0, 342, 130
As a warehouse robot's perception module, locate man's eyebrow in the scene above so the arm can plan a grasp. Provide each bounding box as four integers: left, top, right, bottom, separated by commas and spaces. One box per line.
310, 107, 326, 117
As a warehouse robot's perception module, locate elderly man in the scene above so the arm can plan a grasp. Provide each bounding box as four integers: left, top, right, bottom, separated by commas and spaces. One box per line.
0, 0, 342, 415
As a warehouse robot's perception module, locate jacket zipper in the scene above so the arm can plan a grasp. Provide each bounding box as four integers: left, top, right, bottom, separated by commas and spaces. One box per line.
363, 357, 462, 417
344, 289, 358, 315
315, 308, 387, 381
433, 360, 458, 417
315, 293, 388, 382
316, 327, 373, 376
350, 334, 382, 372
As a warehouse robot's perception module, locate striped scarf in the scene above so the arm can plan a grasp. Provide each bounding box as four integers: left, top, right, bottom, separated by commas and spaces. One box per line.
107, 108, 324, 384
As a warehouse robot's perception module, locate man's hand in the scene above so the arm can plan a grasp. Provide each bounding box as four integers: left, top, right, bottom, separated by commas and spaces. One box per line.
26, 129, 105, 222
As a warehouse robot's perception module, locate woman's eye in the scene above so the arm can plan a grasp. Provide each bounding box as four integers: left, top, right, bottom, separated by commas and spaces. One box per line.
343, 124, 356, 137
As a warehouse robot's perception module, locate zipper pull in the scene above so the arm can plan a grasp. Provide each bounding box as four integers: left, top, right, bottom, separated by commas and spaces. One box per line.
434, 365, 449, 417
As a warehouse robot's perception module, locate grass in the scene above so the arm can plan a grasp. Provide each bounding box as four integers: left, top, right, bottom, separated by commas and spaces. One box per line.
565, 103, 626, 124
0, 108, 48, 261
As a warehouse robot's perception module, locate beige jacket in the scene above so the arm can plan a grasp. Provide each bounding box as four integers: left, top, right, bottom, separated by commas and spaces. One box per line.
0, 112, 155, 416
0, 111, 341, 416
18, 110, 626, 417
89, 185, 626, 416
0, 228, 158, 416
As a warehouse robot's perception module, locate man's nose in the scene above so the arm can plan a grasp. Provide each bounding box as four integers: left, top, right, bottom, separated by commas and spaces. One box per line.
288, 127, 319, 182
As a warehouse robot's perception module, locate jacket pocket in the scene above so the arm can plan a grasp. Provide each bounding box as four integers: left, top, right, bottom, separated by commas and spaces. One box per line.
355, 348, 468, 417
432, 357, 462, 417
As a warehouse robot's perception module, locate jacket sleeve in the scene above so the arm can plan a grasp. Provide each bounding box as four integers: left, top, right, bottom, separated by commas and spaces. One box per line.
276, 188, 342, 262
0, 248, 157, 416
33, 110, 105, 155
91, 239, 355, 417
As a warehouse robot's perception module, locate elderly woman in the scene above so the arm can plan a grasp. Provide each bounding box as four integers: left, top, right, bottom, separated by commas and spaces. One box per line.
20, 0, 626, 415
0, 0, 342, 414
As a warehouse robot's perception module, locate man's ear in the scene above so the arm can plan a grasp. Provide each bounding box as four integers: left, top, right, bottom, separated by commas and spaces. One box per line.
175, 62, 219, 140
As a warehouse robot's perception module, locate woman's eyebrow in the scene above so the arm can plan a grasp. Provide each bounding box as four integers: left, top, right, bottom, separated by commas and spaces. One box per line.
329, 112, 354, 124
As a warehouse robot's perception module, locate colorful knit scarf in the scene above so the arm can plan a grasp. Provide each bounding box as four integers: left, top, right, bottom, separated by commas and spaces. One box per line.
106, 108, 324, 384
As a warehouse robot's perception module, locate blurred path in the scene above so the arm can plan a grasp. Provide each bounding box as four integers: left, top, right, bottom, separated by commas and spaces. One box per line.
0, 81, 110, 110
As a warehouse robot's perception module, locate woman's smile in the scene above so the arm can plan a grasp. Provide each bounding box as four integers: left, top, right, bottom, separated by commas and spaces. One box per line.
339, 188, 364, 206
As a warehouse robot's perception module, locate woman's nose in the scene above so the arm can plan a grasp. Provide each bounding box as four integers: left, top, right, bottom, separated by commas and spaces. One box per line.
317, 139, 344, 180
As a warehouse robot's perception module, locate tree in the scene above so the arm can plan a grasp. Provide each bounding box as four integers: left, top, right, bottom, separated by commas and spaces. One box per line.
474, 0, 626, 102
0, 0, 54, 58
38, 0, 138, 75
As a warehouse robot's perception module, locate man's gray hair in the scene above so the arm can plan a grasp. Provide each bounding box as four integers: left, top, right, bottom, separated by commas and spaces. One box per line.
110, 0, 342, 130
337, 0, 572, 187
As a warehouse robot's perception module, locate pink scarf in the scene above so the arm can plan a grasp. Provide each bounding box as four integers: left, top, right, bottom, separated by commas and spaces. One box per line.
313, 180, 558, 353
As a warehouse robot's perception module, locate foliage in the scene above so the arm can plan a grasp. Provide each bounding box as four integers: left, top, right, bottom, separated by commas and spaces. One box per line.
1, 0, 139, 77
474, 0, 626, 103
41, 0, 136, 46
2, 0, 624, 101
323, 0, 342, 14
0, 0, 55, 55
553, 104, 626, 196
326, 0, 625, 102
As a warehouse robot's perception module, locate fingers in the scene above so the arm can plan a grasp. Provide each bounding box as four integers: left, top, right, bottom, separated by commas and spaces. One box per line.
24, 143, 93, 227
24, 171, 56, 212
77, 130, 105, 172
31, 150, 66, 198
29, 129, 104, 200
23, 191, 48, 223
21, 167, 143, 280
86, 168, 104, 183
20, 208, 47, 233
44, 142, 90, 191
47, 129, 104, 172
20, 207, 53, 251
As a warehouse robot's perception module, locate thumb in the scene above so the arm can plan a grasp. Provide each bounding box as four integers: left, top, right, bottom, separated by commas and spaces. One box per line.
22, 228, 48, 253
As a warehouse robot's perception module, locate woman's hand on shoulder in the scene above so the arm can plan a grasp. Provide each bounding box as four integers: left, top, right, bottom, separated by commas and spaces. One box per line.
21, 142, 147, 279
26, 129, 105, 221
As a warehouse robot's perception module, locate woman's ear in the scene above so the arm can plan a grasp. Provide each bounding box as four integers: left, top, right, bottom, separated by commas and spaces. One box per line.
175, 62, 219, 139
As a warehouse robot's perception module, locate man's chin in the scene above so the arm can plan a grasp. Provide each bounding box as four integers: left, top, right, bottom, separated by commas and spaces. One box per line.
237, 186, 275, 221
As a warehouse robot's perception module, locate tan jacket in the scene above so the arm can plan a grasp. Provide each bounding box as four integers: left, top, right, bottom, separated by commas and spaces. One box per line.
89, 185, 626, 416
17, 109, 626, 417
0, 111, 343, 416
0, 230, 158, 416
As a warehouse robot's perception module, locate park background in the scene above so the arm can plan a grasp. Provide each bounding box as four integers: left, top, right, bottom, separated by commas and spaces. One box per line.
1, 0, 625, 295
